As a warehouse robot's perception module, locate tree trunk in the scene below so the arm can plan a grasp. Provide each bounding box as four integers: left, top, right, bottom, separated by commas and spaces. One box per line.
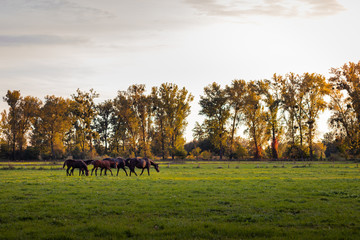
309, 126, 313, 161
51, 139, 55, 160
253, 127, 261, 160
229, 110, 238, 160
160, 119, 165, 160
271, 126, 279, 160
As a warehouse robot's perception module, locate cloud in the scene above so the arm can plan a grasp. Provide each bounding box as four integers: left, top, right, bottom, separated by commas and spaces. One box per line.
184, 0, 346, 18
1, 0, 113, 20
0, 0, 113, 37
301, 0, 346, 16
0, 35, 88, 46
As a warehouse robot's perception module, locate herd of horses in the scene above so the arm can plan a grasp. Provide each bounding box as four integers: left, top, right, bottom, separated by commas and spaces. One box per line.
62, 157, 160, 177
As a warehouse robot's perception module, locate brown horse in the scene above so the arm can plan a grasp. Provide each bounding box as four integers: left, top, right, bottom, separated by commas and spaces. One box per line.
91, 159, 115, 176
126, 158, 159, 176
63, 160, 89, 176
115, 157, 128, 176
101, 158, 119, 176
103, 157, 128, 176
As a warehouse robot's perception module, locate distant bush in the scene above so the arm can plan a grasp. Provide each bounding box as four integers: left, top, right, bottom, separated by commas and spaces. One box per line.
23, 147, 40, 160
174, 148, 188, 159
201, 150, 212, 160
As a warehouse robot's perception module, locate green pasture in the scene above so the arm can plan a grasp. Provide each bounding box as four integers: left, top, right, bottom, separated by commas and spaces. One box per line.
0, 162, 359, 239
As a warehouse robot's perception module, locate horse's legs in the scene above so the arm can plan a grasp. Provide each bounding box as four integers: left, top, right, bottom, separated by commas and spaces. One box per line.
128, 167, 134, 176
91, 167, 95, 176
140, 168, 145, 176
132, 168, 137, 176
123, 168, 128, 176
66, 166, 70, 176
69, 167, 74, 176
116, 168, 120, 176
147, 166, 150, 176
108, 168, 113, 176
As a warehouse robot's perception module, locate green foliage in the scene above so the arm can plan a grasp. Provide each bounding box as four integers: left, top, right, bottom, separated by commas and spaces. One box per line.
174, 148, 188, 159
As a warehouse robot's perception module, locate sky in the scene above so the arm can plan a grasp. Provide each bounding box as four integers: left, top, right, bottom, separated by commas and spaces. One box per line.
1, 0, 360, 142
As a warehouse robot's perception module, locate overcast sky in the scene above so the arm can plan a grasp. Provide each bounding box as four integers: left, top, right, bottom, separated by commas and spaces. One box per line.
1, 0, 359, 141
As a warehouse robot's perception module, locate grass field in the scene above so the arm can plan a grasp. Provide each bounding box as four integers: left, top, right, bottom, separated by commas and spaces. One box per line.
0, 162, 359, 239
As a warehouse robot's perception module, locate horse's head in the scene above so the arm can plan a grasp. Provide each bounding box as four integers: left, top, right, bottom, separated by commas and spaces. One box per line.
85, 169, 89, 176
154, 163, 160, 172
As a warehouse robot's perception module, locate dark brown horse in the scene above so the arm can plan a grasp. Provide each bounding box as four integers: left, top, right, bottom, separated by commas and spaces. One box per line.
115, 157, 128, 176
126, 158, 159, 176
63, 160, 89, 176
91, 159, 115, 176
101, 158, 119, 176
103, 157, 128, 176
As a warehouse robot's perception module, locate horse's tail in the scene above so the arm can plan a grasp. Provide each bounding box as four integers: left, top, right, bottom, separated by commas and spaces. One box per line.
63, 160, 68, 168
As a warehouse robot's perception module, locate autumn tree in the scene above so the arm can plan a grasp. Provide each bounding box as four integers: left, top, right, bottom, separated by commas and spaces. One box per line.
113, 89, 139, 157
17, 96, 41, 158
328, 61, 360, 156
225, 79, 247, 159
301, 73, 330, 160
0, 110, 11, 148
126, 85, 153, 157
279, 73, 309, 158
199, 82, 229, 160
32, 95, 72, 159
151, 86, 168, 159
262, 75, 283, 159
71, 89, 99, 156
243, 80, 269, 159
280, 73, 298, 146
159, 83, 193, 159
94, 100, 113, 155
110, 100, 128, 155
2, 90, 21, 160
2, 91, 41, 159
328, 86, 356, 142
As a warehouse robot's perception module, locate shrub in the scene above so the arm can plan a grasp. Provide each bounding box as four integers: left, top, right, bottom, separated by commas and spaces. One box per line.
201, 150, 212, 160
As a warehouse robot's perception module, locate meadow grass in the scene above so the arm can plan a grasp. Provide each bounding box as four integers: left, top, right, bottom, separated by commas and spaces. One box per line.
0, 162, 359, 239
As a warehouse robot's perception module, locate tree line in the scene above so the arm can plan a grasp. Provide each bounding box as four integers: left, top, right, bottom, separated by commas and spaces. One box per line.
1, 61, 359, 161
